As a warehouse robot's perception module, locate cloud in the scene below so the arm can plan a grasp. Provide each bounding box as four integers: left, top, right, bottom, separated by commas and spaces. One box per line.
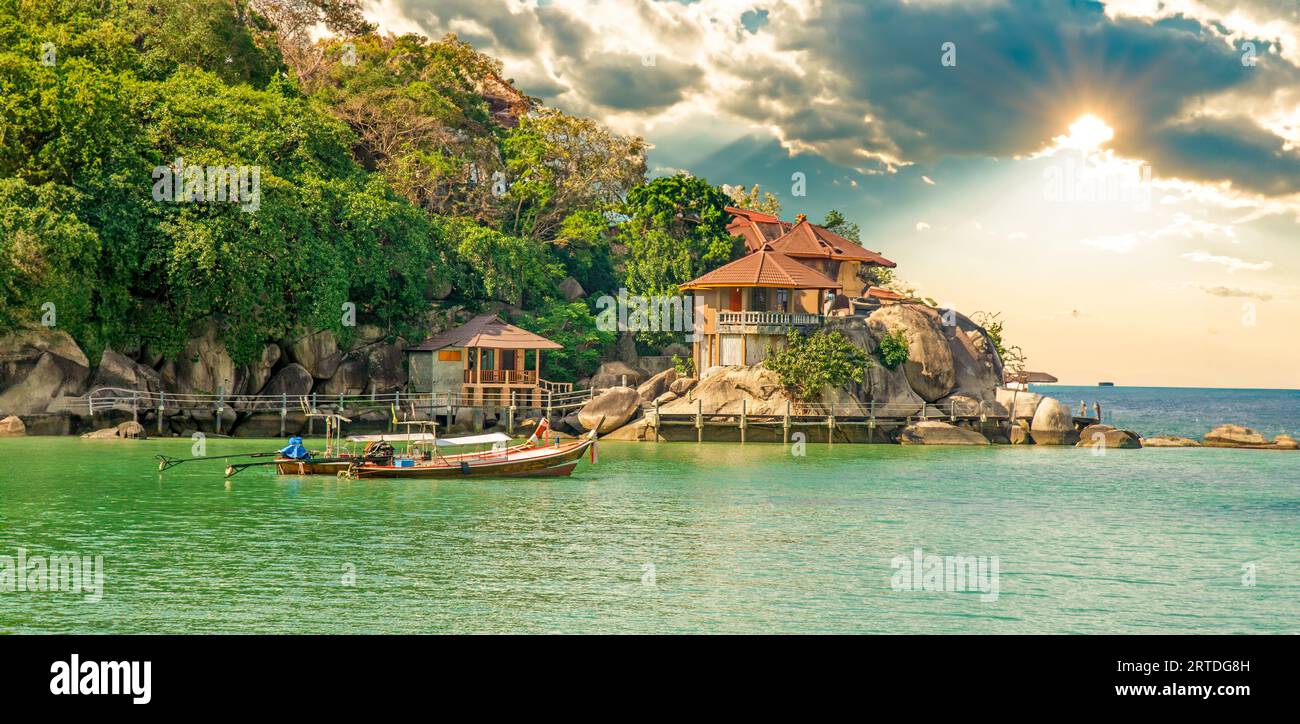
1181, 250, 1274, 272
1195, 284, 1275, 301
915, 221, 930, 231
370, 0, 1300, 199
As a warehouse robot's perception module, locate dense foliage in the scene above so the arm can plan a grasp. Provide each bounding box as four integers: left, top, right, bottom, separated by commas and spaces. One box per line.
765, 329, 867, 398
877, 329, 910, 370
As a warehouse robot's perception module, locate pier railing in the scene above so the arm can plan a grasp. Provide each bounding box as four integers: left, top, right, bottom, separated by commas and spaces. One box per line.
53, 386, 595, 417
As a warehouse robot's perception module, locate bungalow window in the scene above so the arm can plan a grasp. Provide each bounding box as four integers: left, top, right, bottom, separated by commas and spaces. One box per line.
438, 349, 462, 362
751, 288, 768, 311
775, 289, 789, 312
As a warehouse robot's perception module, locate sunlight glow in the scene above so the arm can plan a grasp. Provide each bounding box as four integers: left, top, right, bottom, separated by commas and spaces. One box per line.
1060, 114, 1115, 152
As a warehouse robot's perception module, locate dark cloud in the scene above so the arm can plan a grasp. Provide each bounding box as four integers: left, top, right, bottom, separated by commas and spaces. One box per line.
562, 52, 701, 111
728, 0, 1300, 192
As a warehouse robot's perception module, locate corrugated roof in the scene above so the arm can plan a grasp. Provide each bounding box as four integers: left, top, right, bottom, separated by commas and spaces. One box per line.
681, 244, 842, 290
406, 314, 562, 351
769, 220, 897, 267
866, 286, 907, 301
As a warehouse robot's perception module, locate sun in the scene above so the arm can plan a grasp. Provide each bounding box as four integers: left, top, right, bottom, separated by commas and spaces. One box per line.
1061, 114, 1115, 152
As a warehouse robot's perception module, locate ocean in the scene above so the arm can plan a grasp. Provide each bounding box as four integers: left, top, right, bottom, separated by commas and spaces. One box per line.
0, 386, 1295, 634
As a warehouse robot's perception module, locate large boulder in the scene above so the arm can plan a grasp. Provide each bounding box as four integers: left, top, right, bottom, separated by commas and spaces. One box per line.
116, 420, 147, 439
287, 329, 340, 380
659, 365, 790, 415
1274, 435, 1298, 450
160, 318, 237, 394
238, 343, 282, 395
590, 360, 648, 390
669, 377, 697, 396
90, 349, 162, 394
945, 310, 1003, 399
1030, 396, 1078, 445
996, 388, 1044, 420
1076, 424, 1141, 449
577, 386, 641, 433
1141, 435, 1201, 447
615, 332, 639, 366
361, 339, 407, 394
260, 363, 314, 398
558, 276, 586, 301
0, 327, 91, 414
866, 305, 955, 402
0, 415, 25, 436
316, 354, 369, 396
1203, 424, 1269, 447
860, 354, 926, 417
637, 368, 677, 403
898, 421, 990, 445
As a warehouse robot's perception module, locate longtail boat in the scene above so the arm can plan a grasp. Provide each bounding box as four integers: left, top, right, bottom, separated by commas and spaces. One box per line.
341, 418, 600, 479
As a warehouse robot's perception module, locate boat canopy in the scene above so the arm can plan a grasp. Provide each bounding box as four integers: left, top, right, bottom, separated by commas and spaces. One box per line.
346, 432, 513, 447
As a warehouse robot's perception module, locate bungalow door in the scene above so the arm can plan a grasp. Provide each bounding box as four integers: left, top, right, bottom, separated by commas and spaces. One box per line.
728, 287, 743, 311
720, 334, 743, 366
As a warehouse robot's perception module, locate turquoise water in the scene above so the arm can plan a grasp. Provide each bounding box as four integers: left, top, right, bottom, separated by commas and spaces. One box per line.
1033, 385, 1299, 439
1, 435, 1296, 634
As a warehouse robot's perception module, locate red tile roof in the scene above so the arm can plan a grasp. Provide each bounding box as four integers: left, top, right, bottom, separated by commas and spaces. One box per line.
866, 286, 906, 301
769, 220, 896, 267
725, 206, 783, 224
407, 314, 562, 351
681, 244, 842, 290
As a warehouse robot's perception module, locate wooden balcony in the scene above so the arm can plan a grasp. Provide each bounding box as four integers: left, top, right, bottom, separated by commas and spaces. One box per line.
464, 369, 539, 385
716, 310, 823, 329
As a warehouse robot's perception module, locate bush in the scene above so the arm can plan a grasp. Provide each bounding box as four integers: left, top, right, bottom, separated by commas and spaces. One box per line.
877, 329, 910, 370
672, 354, 695, 377
764, 329, 867, 398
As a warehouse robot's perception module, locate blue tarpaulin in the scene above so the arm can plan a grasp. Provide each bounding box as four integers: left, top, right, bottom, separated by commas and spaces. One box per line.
279, 436, 309, 460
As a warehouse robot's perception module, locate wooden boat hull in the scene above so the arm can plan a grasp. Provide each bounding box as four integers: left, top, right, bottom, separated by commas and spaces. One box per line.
352, 439, 593, 479
274, 459, 352, 476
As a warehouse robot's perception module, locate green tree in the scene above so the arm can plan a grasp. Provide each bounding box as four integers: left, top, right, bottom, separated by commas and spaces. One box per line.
723, 183, 781, 216
765, 329, 867, 399
516, 299, 613, 382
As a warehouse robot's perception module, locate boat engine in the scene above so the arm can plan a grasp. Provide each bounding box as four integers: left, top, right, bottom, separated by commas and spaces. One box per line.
363, 440, 396, 465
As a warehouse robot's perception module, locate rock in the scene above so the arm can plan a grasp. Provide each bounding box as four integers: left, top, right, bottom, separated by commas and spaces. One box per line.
1009, 422, 1033, 445
81, 427, 120, 439
233, 411, 305, 438
0, 415, 25, 436
577, 386, 642, 433
898, 421, 990, 445
660, 343, 691, 358
1274, 434, 1298, 450
590, 360, 648, 390
653, 391, 678, 405
454, 407, 485, 431
239, 344, 282, 395
345, 325, 386, 351
860, 355, 926, 417
287, 329, 340, 380
944, 310, 1003, 399
260, 363, 314, 398
637, 355, 675, 376
316, 354, 368, 396
995, 388, 1044, 420
160, 318, 236, 394
866, 304, 955, 402
91, 349, 162, 394
700, 365, 730, 380
16, 412, 72, 436
615, 332, 639, 366
116, 420, 147, 439
660, 365, 790, 415
637, 368, 677, 403
1203, 424, 1269, 447
600, 417, 663, 442
362, 339, 407, 394
1140, 435, 1201, 447
1076, 424, 1140, 449
669, 377, 697, 396
934, 393, 1005, 419
0, 327, 91, 414
559, 411, 585, 434
1030, 396, 1078, 445
558, 276, 586, 301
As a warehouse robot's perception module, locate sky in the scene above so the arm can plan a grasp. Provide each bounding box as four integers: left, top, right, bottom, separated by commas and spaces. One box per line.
362, 0, 1300, 389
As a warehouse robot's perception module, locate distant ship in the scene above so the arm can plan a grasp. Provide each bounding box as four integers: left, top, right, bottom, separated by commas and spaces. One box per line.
1098, 381, 1115, 387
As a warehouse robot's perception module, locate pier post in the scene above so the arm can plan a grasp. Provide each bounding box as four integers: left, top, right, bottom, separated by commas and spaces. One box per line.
740, 399, 747, 444
508, 393, 516, 435
783, 400, 791, 445
158, 391, 165, 436
869, 402, 876, 443
308, 393, 317, 436
279, 393, 287, 437
216, 386, 225, 436
827, 406, 835, 445
696, 398, 703, 443
653, 399, 661, 443
132, 392, 138, 424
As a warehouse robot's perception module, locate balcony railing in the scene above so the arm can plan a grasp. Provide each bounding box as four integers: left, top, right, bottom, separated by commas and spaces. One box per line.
716, 310, 823, 327
464, 369, 539, 385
